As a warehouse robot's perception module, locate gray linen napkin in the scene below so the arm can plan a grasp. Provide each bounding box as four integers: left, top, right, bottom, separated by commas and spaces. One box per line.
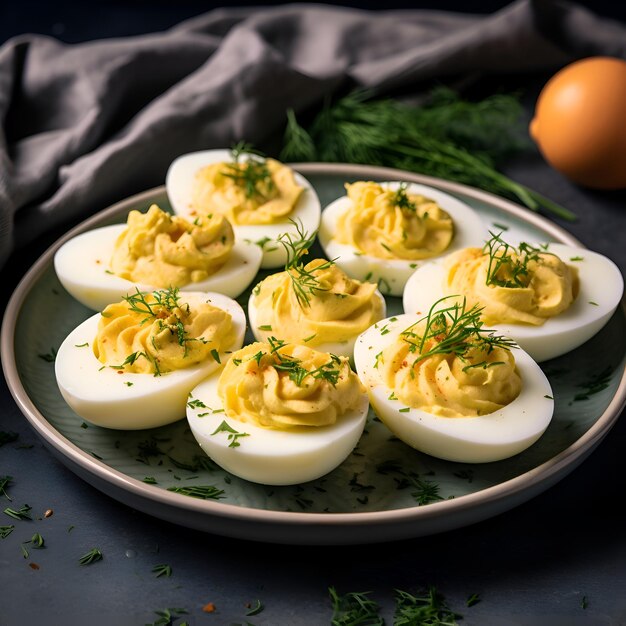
0, 0, 624, 271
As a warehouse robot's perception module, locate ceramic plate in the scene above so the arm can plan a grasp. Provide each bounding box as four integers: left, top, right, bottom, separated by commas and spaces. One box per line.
3, 164, 625, 545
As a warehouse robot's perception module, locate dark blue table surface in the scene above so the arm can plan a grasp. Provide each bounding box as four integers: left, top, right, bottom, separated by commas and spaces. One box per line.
2, 3, 626, 625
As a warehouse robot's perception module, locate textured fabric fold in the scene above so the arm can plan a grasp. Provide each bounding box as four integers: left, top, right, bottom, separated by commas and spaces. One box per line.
0, 0, 624, 270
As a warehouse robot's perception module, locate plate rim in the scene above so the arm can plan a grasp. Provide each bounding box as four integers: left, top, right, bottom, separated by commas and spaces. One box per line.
3, 163, 625, 543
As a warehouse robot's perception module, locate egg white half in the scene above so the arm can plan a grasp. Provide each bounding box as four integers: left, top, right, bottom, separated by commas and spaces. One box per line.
54, 292, 247, 430
165, 149, 321, 269
54, 223, 263, 311
354, 314, 554, 463
247, 284, 387, 359
318, 181, 487, 297
186, 374, 370, 486
403, 243, 624, 362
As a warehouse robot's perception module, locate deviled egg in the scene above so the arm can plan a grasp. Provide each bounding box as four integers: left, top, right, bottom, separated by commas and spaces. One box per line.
55, 288, 246, 430
354, 298, 554, 463
403, 232, 624, 362
54, 204, 262, 311
166, 146, 321, 269
186, 340, 370, 485
318, 181, 486, 296
247, 225, 386, 358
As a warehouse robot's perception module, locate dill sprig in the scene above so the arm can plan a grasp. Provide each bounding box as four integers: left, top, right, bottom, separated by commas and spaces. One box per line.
118, 287, 191, 371
281, 88, 575, 221
278, 219, 336, 307
483, 231, 543, 288
222, 141, 275, 200
122, 286, 182, 320
265, 336, 342, 387
401, 296, 517, 371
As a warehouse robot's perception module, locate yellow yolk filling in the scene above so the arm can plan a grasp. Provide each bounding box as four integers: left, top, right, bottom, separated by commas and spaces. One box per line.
217, 342, 365, 428
110, 204, 234, 288
94, 291, 234, 374
190, 158, 304, 225
445, 247, 579, 325
253, 259, 384, 347
381, 329, 521, 418
336, 181, 454, 260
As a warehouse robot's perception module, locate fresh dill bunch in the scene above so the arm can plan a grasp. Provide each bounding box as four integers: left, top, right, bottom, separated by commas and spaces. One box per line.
401, 295, 517, 371
278, 219, 336, 307
281, 89, 575, 221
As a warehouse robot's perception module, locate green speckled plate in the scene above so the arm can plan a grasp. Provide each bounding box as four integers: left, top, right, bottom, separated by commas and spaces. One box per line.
3, 164, 625, 545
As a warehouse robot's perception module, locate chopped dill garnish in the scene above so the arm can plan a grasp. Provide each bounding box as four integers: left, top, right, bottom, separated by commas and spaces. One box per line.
3, 504, 32, 521
0, 525, 15, 539
262, 336, 342, 387
146, 608, 189, 626
210, 349, 221, 364
467, 593, 481, 607
329, 586, 383, 626
395, 587, 461, 624
0, 476, 12, 501
143, 477, 158, 485
222, 141, 274, 200
79, 548, 103, 565
211, 420, 249, 448
152, 563, 173, 578
390, 182, 417, 212
167, 485, 225, 500
348, 473, 375, 493
252, 236, 273, 249
74, 342, 89, 348
377, 277, 392, 294
187, 395, 207, 410
410, 478, 444, 506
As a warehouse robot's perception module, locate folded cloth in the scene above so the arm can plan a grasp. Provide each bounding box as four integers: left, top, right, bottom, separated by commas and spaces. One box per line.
0, 0, 624, 271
